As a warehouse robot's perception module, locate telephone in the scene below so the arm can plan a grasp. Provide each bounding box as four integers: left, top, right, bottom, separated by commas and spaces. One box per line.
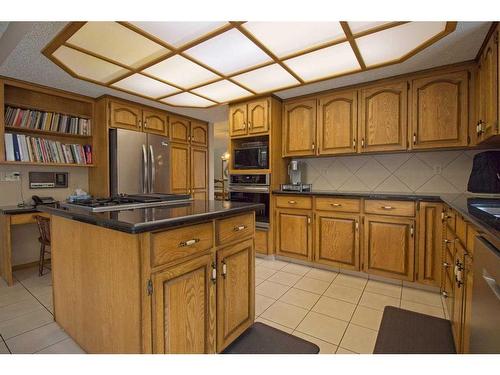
31, 195, 57, 206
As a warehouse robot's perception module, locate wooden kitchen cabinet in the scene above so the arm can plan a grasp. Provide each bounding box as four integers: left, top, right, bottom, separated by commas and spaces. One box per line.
476, 26, 499, 144
152, 253, 216, 354
170, 143, 191, 195
315, 212, 360, 270
216, 239, 255, 352
142, 109, 168, 136
410, 70, 469, 149
191, 146, 208, 200
283, 98, 317, 157
363, 215, 415, 281
229, 99, 270, 137
109, 100, 142, 131
255, 228, 269, 255
417, 202, 443, 287
191, 121, 209, 147
318, 90, 358, 155
170, 115, 191, 143
229, 103, 248, 137
451, 241, 466, 350
358, 80, 408, 152
275, 208, 312, 261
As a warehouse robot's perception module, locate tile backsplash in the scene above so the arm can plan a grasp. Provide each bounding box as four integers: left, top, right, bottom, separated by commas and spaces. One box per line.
300, 149, 487, 194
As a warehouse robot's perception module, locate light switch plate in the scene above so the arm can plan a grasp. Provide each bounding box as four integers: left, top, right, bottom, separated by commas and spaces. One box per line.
2, 172, 21, 182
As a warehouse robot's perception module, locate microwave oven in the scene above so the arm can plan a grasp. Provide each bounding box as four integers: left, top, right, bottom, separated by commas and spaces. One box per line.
233, 141, 268, 170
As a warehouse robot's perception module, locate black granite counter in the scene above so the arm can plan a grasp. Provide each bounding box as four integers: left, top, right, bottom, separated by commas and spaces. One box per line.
0, 205, 39, 215
38, 200, 264, 234
272, 190, 442, 202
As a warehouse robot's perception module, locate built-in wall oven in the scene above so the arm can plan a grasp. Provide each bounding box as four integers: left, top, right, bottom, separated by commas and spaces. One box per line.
233, 141, 269, 170
228, 174, 269, 228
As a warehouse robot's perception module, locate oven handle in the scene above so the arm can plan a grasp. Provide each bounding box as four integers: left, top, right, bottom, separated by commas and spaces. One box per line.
228, 186, 270, 193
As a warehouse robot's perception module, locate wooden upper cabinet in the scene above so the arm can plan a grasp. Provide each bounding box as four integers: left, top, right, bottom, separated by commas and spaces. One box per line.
152, 253, 216, 354
283, 99, 317, 157
276, 209, 312, 261
170, 116, 191, 143
417, 202, 443, 287
229, 104, 248, 137
248, 99, 269, 135
318, 90, 358, 155
170, 143, 190, 194
476, 28, 499, 143
359, 81, 408, 152
109, 100, 142, 131
216, 239, 254, 352
363, 215, 415, 281
190, 121, 208, 147
315, 213, 360, 270
191, 146, 208, 199
142, 109, 168, 136
411, 70, 469, 149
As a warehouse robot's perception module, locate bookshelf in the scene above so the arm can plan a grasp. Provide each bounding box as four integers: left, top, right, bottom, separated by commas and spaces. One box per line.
0, 78, 95, 168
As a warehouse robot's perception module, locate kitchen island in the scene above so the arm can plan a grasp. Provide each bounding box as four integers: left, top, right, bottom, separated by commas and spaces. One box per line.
40, 200, 263, 354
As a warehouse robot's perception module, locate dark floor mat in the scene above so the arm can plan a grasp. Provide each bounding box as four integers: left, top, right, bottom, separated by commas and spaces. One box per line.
374, 306, 456, 354
222, 322, 320, 354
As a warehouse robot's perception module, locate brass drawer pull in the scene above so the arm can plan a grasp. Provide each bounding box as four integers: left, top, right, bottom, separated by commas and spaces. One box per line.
443, 262, 450, 267
288, 200, 297, 204
331, 203, 342, 207
442, 291, 448, 298
179, 238, 200, 247
381, 206, 394, 210
233, 225, 247, 232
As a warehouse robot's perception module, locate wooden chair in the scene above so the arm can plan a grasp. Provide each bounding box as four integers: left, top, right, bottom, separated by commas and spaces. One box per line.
34, 215, 51, 276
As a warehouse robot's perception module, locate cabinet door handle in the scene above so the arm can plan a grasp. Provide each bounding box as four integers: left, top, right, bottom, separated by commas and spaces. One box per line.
311, 142, 315, 150
413, 133, 417, 145
248, 121, 252, 129
355, 221, 359, 231
410, 225, 414, 237
179, 238, 200, 247
211, 262, 217, 284
442, 291, 448, 298
361, 138, 365, 148
233, 224, 247, 232
138, 120, 142, 128
221, 260, 227, 278
443, 262, 450, 268
331, 203, 342, 207
444, 239, 452, 244
144, 121, 148, 128
381, 206, 394, 210
307, 217, 311, 225
353, 139, 356, 149
288, 200, 297, 205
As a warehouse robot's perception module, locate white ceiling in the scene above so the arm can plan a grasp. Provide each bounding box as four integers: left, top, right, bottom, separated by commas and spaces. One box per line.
0, 21, 492, 123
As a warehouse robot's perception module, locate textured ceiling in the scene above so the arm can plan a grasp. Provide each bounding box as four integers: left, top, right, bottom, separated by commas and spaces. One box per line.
0, 21, 492, 123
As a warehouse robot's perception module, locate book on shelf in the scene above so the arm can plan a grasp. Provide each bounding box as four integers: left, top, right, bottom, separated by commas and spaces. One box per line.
4, 105, 91, 136
4, 133, 92, 165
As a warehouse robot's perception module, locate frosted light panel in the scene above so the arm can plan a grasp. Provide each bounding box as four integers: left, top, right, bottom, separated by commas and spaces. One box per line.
232, 64, 299, 93
161, 92, 216, 107
192, 80, 252, 102
243, 22, 346, 57
130, 21, 227, 47
284, 42, 361, 81
348, 22, 391, 35
185, 29, 271, 74
143, 55, 220, 89
67, 22, 169, 68
53, 46, 128, 83
356, 22, 447, 66
112, 73, 180, 98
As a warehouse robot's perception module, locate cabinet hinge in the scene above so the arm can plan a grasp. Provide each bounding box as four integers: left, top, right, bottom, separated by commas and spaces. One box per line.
407, 82, 410, 90
147, 279, 153, 296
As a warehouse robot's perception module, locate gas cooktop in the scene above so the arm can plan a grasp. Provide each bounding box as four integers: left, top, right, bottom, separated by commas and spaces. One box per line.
61, 193, 192, 212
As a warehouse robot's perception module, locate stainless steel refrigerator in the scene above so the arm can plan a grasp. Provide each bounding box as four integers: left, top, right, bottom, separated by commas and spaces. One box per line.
109, 128, 170, 195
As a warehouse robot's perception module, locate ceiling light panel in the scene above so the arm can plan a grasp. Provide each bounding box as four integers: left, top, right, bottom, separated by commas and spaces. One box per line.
192, 80, 252, 102
232, 64, 299, 93
129, 21, 227, 48
185, 29, 272, 75
112, 73, 180, 98
284, 42, 361, 82
243, 22, 346, 58
160, 92, 216, 107
66, 22, 169, 68
143, 55, 220, 89
348, 22, 392, 35
356, 22, 447, 66
52, 46, 129, 83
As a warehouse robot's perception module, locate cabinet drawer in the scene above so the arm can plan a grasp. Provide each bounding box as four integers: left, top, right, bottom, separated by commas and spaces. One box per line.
315, 197, 360, 213
216, 213, 255, 245
276, 195, 312, 209
364, 200, 415, 217
456, 215, 467, 246
151, 222, 213, 267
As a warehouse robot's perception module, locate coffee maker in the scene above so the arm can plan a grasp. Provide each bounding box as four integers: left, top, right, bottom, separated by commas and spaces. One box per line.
280, 160, 312, 192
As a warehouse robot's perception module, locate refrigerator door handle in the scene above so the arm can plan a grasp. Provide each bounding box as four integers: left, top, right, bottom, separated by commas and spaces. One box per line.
142, 144, 148, 194
149, 144, 155, 193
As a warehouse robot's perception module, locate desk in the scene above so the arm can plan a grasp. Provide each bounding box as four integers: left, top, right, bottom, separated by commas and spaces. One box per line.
0, 206, 49, 286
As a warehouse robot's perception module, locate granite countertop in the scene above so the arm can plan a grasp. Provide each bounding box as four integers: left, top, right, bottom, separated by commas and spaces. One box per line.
38, 200, 264, 234
0, 205, 39, 215
273, 190, 500, 242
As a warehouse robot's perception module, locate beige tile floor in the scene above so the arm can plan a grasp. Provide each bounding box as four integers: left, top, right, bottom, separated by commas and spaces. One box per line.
255, 257, 447, 354
1, 258, 446, 354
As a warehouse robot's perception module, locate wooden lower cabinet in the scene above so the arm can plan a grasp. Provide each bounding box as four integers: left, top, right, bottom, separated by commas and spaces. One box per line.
451, 242, 466, 350
417, 202, 443, 286
275, 209, 312, 260
191, 146, 208, 199
315, 212, 360, 270
216, 239, 255, 352
170, 143, 191, 194
363, 215, 415, 281
255, 228, 269, 255
152, 253, 216, 354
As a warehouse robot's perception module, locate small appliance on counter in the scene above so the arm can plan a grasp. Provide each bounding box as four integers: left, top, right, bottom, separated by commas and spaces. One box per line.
280, 160, 312, 192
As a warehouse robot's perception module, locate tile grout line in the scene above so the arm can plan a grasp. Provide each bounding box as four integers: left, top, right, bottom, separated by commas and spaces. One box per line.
0, 334, 12, 354
32, 336, 71, 354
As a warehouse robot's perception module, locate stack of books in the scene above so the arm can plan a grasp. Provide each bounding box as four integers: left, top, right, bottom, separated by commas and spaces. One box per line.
4, 133, 92, 165
4, 106, 92, 136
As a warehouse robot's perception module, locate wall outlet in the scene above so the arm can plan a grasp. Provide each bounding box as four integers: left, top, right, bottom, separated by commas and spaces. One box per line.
1, 171, 21, 182
433, 165, 442, 175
